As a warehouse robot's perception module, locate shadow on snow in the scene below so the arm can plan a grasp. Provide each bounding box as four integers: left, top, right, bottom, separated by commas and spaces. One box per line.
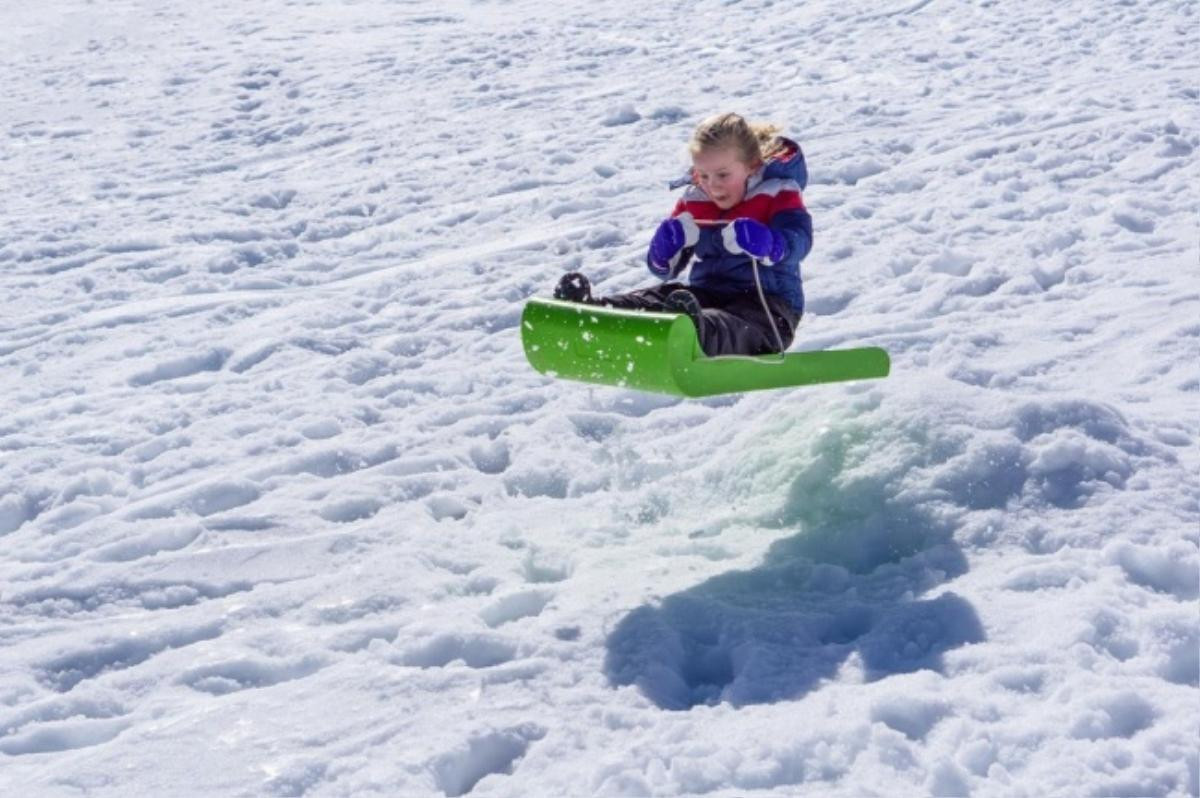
604, 455, 986, 710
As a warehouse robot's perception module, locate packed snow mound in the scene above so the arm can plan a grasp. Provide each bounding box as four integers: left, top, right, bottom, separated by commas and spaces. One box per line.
607, 382, 1189, 712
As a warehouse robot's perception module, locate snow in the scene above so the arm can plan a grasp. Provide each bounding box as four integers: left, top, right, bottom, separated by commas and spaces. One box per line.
1, 0, 1197, 795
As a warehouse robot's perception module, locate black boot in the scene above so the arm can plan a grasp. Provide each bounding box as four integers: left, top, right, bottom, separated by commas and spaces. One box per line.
665, 289, 703, 332
554, 272, 593, 303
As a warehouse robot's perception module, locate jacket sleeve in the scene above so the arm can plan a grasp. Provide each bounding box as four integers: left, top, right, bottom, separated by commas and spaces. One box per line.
768, 189, 813, 264
645, 199, 695, 278
645, 247, 694, 279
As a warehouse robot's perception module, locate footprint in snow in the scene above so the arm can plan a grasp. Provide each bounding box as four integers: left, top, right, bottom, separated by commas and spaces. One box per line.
318, 497, 382, 523
430, 723, 547, 798
180, 656, 327, 695
127, 348, 231, 387
39, 622, 224, 692
0, 697, 130, 756
0, 715, 132, 756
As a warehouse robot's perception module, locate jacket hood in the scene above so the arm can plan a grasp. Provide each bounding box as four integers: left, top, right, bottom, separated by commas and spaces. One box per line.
761, 137, 807, 189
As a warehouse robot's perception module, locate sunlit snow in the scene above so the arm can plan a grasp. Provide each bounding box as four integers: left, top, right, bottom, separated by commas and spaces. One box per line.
1, 0, 1197, 796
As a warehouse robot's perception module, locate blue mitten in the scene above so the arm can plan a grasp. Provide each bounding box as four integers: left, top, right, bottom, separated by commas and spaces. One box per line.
722, 218, 787, 264
647, 213, 700, 276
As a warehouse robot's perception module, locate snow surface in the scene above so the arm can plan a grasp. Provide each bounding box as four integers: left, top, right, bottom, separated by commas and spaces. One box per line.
1, 0, 1198, 795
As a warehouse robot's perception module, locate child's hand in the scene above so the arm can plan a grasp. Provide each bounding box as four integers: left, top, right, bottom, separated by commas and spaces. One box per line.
647, 213, 700, 276
723, 218, 787, 265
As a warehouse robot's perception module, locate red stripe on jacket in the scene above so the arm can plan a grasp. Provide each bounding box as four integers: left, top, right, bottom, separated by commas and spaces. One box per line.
671, 187, 805, 226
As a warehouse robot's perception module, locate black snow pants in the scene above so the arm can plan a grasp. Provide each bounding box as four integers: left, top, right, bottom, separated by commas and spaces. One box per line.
597, 283, 800, 357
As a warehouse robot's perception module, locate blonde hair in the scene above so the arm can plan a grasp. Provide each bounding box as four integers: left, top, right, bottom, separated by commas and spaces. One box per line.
688, 112, 787, 166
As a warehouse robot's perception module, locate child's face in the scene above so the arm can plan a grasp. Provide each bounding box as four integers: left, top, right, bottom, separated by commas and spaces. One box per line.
692, 147, 758, 210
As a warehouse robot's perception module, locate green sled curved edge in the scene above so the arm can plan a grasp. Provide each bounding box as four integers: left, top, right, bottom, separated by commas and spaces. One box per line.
520, 298, 890, 398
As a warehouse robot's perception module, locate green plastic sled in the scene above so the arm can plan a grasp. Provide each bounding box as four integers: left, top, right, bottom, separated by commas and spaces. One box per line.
520, 298, 890, 397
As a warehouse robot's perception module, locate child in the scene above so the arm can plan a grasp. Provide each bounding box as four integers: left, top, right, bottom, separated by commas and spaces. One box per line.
555, 112, 812, 357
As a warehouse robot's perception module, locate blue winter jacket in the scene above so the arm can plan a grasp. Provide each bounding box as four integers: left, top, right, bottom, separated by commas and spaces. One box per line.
659, 138, 812, 313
